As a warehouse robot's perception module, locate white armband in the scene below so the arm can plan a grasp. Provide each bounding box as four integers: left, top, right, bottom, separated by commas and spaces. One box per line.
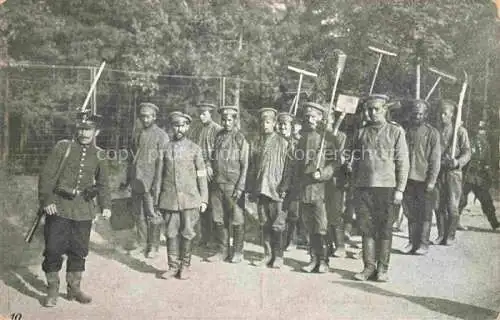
197, 170, 207, 177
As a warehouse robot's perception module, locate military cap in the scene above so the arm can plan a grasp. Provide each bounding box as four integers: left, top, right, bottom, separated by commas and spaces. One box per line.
139, 102, 159, 114
277, 112, 294, 123
197, 103, 217, 112
412, 99, 430, 109
363, 94, 390, 106
303, 102, 326, 116
169, 111, 192, 124
478, 120, 486, 129
77, 113, 102, 129
218, 105, 239, 116
258, 107, 278, 119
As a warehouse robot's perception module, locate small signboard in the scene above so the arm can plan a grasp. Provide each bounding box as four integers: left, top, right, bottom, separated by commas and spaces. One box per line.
335, 94, 359, 114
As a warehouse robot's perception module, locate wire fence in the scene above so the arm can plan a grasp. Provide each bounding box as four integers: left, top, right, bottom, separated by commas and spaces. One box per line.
0, 64, 274, 174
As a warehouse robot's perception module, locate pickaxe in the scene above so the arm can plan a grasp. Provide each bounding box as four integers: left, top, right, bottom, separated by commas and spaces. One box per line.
287, 66, 318, 115
451, 70, 468, 157
425, 67, 457, 101
368, 46, 397, 95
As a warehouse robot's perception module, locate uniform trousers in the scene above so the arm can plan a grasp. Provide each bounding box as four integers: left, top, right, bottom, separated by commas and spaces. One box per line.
211, 184, 245, 226
258, 196, 287, 232
355, 187, 396, 240
436, 170, 462, 239
300, 200, 328, 236
163, 209, 200, 240
42, 215, 92, 273
131, 190, 163, 244
459, 182, 498, 227
326, 187, 345, 228
404, 180, 434, 224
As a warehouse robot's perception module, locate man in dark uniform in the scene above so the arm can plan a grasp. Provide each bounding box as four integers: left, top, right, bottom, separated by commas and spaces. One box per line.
156, 112, 208, 280
434, 100, 471, 245
459, 121, 499, 230
121, 103, 169, 258
351, 95, 409, 282
206, 105, 249, 263
276, 112, 307, 250
293, 102, 336, 273
402, 100, 441, 255
38, 113, 111, 307
323, 112, 348, 258
248, 108, 291, 268
188, 103, 222, 247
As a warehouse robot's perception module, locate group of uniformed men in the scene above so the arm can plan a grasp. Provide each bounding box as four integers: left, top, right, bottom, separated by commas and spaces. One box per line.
38, 91, 499, 307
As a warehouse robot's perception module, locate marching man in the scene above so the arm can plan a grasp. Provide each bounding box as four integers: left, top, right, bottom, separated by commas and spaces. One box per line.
38, 113, 111, 307
156, 111, 208, 280
248, 108, 291, 268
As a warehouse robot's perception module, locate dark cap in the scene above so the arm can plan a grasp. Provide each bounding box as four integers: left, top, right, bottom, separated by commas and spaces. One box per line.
218, 105, 239, 116
412, 99, 430, 109
303, 102, 326, 117
139, 102, 159, 114
77, 113, 102, 129
169, 111, 192, 124
197, 103, 217, 112
258, 107, 278, 119
363, 94, 390, 108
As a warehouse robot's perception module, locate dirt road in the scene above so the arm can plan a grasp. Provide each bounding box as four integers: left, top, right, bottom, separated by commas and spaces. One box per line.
1, 197, 499, 320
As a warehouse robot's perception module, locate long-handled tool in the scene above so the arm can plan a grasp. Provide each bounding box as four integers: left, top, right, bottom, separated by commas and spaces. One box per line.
287, 66, 318, 116
314, 50, 347, 172
424, 67, 457, 101
451, 70, 468, 157
368, 46, 397, 95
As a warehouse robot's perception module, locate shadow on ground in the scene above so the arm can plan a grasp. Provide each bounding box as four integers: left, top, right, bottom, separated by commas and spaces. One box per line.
332, 280, 499, 320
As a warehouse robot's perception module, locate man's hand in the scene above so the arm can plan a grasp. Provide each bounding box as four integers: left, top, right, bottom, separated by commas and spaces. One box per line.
44, 204, 57, 215
102, 209, 112, 219
312, 169, 321, 181
393, 190, 403, 205
200, 202, 208, 213
206, 167, 214, 182
425, 183, 435, 193
445, 158, 458, 169
232, 189, 243, 200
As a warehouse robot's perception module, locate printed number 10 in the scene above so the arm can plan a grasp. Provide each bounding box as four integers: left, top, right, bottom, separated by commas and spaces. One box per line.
10, 313, 22, 320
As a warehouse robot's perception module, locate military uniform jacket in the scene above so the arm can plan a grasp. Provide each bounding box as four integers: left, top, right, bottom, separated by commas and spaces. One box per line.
352, 121, 409, 192
464, 134, 490, 185
325, 129, 347, 189
188, 120, 222, 165
209, 129, 249, 192
439, 124, 471, 173
38, 140, 111, 221
293, 129, 336, 203
405, 123, 441, 185
156, 137, 208, 211
248, 132, 291, 201
128, 123, 169, 193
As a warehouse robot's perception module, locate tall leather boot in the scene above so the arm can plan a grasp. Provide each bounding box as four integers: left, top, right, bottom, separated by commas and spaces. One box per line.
317, 235, 329, 273
401, 222, 416, 254
160, 237, 179, 279
487, 211, 500, 230
284, 221, 296, 251
333, 226, 346, 258
207, 224, 229, 262
446, 214, 459, 245
230, 225, 244, 263
44, 272, 59, 307
433, 212, 446, 245
253, 227, 272, 267
270, 230, 283, 269
178, 239, 192, 280
376, 238, 392, 282
66, 272, 92, 304
354, 236, 376, 281
301, 234, 318, 273
415, 221, 431, 255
